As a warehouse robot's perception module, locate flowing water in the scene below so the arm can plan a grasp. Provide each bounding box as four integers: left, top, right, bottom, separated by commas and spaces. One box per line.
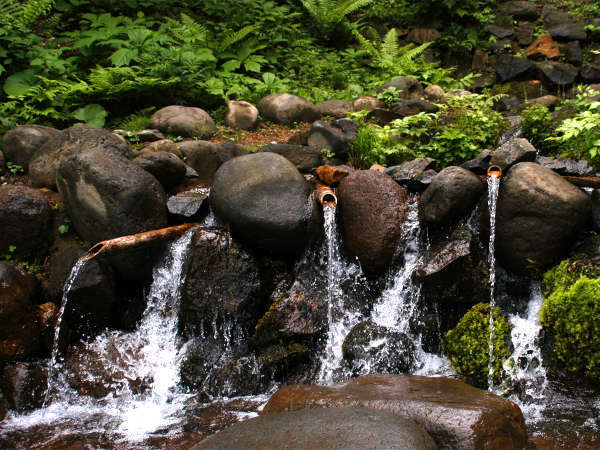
487, 175, 500, 389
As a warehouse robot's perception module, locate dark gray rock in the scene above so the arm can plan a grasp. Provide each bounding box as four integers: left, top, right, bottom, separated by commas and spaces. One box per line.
492, 95, 522, 113
149, 105, 217, 138
494, 55, 534, 82
547, 22, 587, 41
385, 157, 437, 192
488, 25, 513, 39
1, 362, 46, 412
338, 170, 408, 275
367, 108, 402, 125
496, 162, 591, 272
316, 99, 353, 118
378, 77, 424, 100
257, 93, 320, 125
259, 144, 321, 172
0, 185, 52, 259
490, 138, 537, 170
210, 152, 320, 254
535, 155, 595, 176
461, 149, 493, 175
177, 140, 247, 185
541, 6, 573, 27
419, 167, 485, 225
200, 407, 437, 450
135, 129, 164, 142
516, 22, 534, 46
307, 119, 358, 158
391, 99, 439, 117
133, 151, 187, 189
535, 61, 578, 87
498, 1, 539, 21
581, 64, 600, 83
1, 125, 60, 170
166, 188, 209, 223
565, 41, 582, 66
591, 18, 600, 42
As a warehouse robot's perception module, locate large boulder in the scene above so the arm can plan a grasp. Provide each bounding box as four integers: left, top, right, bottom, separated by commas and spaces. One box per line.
494, 55, 534, 82
306, 119, 358, 158
257, 94, 320, 125
149, 105, 216, 138
225, 100, 259, 130
259, 144, 321, 172
490, 137, 537, 170
547, 22, 587, 41
1, 125, 60, 170
316, 100, 353, 118
495, 162, 591, 272
263, 374, 527, 449
535, 61, 578, 88
29, 124, 133, 189
0, 185, 53, 258
210, 152, 320, 254
1, 362, 46, 412
200, 407, 436, 449
338, 170, 408, 275
133, 151, 187, 189
177, 140, 247, 184
56, 148, 167, 243
419, 167, 484, 225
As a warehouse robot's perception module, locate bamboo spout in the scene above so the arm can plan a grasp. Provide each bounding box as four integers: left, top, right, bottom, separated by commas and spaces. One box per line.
487, 165, 503, 178
316, 182, 337, 207
81, 223, 199, 262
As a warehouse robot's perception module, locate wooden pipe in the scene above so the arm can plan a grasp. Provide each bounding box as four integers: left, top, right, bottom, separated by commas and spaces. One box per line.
316, 182, 337, 207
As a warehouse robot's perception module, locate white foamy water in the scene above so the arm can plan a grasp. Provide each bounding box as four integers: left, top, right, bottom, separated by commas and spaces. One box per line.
487, 175, 500, 389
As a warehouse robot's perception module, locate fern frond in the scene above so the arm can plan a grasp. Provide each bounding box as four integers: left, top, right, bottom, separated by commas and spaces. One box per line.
381, 29, 399, 60
397, 41, 432, 66
218, 25, 257, 53
300, 0, 320, 19
333, 0, 373, 18
352, 27, 379, 60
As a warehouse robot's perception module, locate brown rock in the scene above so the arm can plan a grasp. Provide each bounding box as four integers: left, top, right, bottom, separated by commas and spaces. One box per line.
314, 165, 350, 186
526, 34, 561, 59
407, 28, 441, 44
472, 49, 489, 72
369, 164, 386, 172
352, 96, 385, 111
225, 100, 259, 130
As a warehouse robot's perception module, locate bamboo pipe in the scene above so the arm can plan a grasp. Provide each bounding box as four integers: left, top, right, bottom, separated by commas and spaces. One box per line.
316, 182, 337, 207
561, 176, 600, 189
81, 223, 199, 262
487, 165, 503, 178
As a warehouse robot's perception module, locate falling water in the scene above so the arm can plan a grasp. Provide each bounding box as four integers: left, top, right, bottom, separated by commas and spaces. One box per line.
487, 174, 501, 390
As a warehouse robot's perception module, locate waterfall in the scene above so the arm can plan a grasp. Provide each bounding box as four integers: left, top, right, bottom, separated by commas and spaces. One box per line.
487, 174, 500, 389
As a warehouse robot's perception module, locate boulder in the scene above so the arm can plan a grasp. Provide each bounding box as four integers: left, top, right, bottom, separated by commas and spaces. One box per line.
547, 22, 587, 41
423, 85, 445, 102
581, 64, 600, 83
338, 170, 408, 274
526, 94, 560, 108
140, 138, 183, 158
135, 129, 164, 142
133, 151, 187, 189
495, 162, 591, 272
307, 119, 357, 158
385, 157, 437, 192
352, 96, 385, 111
29, 124, 133, 189
461, 149, 493, 175
490, 137, 537, 170
535, 156, 595, 176
178, 140, 247, 184
498, 1, 539, 21
257, 93, 320, 125
542, 6, 573, 27
419, 167, 484, 225
210, 153, 320, 254
259, 144, 321, 172
149, 105, 216, 138
316, 99, 353, 118
565, 41, 582, 66
515, 22, 534, 46
390, 99, 439, 117
367, 108, 402, 125
225, 100, 259, 130
262, 374, 527, 449
1, 362, 46, 412
378, 77, 424, 100
56, 148, 167, 243
494, 55, 534, 82
0, 185, 52, 258
488, 25, 513, 39
166, 188, 209, 223
201, 407, 436, 449
535, 61, 578, 87
1, 125, 60, 170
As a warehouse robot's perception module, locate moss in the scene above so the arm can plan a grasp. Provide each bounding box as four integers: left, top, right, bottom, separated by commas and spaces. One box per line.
442, 303, 512, 389
250, 291, 288, 349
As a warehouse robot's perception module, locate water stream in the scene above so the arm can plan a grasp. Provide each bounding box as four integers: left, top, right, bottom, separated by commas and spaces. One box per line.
487, 174, 500, 389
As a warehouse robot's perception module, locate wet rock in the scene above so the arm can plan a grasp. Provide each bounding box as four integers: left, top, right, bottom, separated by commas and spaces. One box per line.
492, 95, 522, 113
535, 155, 595, 176
316, 99, 353, 118
424, 85, 445, 102
515, 22, 534, 46
1, 362, 46, 412
29, 124, 133, 190
390, 99, 439, 117
494, 55, 534, 82
1, 125, 60, 170
407, 28, 441, 44
178, 140, 247, 185
57, 148, 167, 243
581, 64, 600, 83
342, 321, 416, 374
535, 61, 578, 87
210, 153, 320, 254
135, 129, 164, 142
260, 144, 321, 172
149, 105, 216, 138
542, 6, 573, 27
488, 25, 513, 39
257, 93, 320, 125
526, 34, 561, 59
496, 162, 591, 272
490, 137, 537, 171
166, 188, 209, 223
378, 76, 424, 100
461, 149, 493, 175
201, 407, 437, 449
0, 185, 52, 259
199, 353, 271, 397
307, 119, 357, 158
498, 1, 539, 21
547, 22, 586, 41
565, 41, 582, 66
36, 302, 58, 354
225, 100, 259, 130
419, 167, 484, 225
352, 96, 385, 111
338, 170, 408, 274
314, 165, 351, 186
385, 157, 437, 192
263, 374, 527, 449
133, 151, 187, 189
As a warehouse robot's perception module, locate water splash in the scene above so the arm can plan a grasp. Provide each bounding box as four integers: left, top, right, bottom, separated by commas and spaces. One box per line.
487, 174, 500, 390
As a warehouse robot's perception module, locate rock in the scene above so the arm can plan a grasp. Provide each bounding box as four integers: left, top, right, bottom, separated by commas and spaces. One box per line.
492, 95, 522, 113
29, 124, 133, 189
1, 362, 46, 412
367, 108, 402, 125
338, 170, 408, 274
407, 28, 441, 44
472, 49, 489, 72
581, 64, 600, 83
140, 138, 183, 158
424, 85, 445, 102
1, 125, 60, 170
201, 407, 437, 449
307, 119, 357, 158
225, 100, 259, 130
565, 41, 582, 66
526, 94, 560, 108
542, 6, 573, 27
342, 321, 416, 374
494, 55, 534, 82
133, 151, 187, 189
461, 149, 493, 175
490, 137, 537, 170
488, 25, 513, 39
210, 153, 320, 254
263, 374, 527, 449
547, 22, 587, 41
390, 99, 439, 117
352, 96, 385, 111
259, 144, 321, 172
316, 100, 353, 118
314, 165, 350, 186
149, 105, 216, 138
591, 18, 600, 42
498, 1, 539, 21
0, 150, 4, 175
495, 162, 591, 272
0, 185, 52, 258
419, 167, 484, 225
515, 22, 534, 46
535, 61, 578, 87
490, 38, 517, 53
178, 140, 247, 184
56, 148, 167, 243
526, 34, 561, 59
36, 302, 59, 354
385, 157, 437, 192
535, 155, 595, 176
257, 93, 320, 125
166, 188, 209, 223
592, 190, 600, 231
135, 129, 165, 142
378, 77, 423, 100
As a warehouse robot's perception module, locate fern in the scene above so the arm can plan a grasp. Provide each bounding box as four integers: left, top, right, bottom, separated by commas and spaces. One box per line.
217, 24, 257, 53
0, 0, 54, 29
300, 0, 373, 37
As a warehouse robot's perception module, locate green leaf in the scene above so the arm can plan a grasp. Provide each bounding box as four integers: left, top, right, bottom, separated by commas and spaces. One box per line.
58, 224, 69, 234
262, 72, 276, 85
222, 59, 241, 72
3, 69, 37, 97
109, 48, 138, 67
244, 60, 261, 72
73, 104, 108, 128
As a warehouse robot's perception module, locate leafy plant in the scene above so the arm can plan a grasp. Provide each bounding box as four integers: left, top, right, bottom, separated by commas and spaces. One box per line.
300, 0, 373, 41
376, 86, 401, 108
58, 217, 71, 234
6, 162, 24, 175
521, 104, 557, 155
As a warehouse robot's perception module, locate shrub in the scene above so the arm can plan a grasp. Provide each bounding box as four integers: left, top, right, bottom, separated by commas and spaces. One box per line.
521, 104, 557, 155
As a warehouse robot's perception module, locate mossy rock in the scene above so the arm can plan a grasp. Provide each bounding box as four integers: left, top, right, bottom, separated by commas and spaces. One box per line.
442, 303, 512, 389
